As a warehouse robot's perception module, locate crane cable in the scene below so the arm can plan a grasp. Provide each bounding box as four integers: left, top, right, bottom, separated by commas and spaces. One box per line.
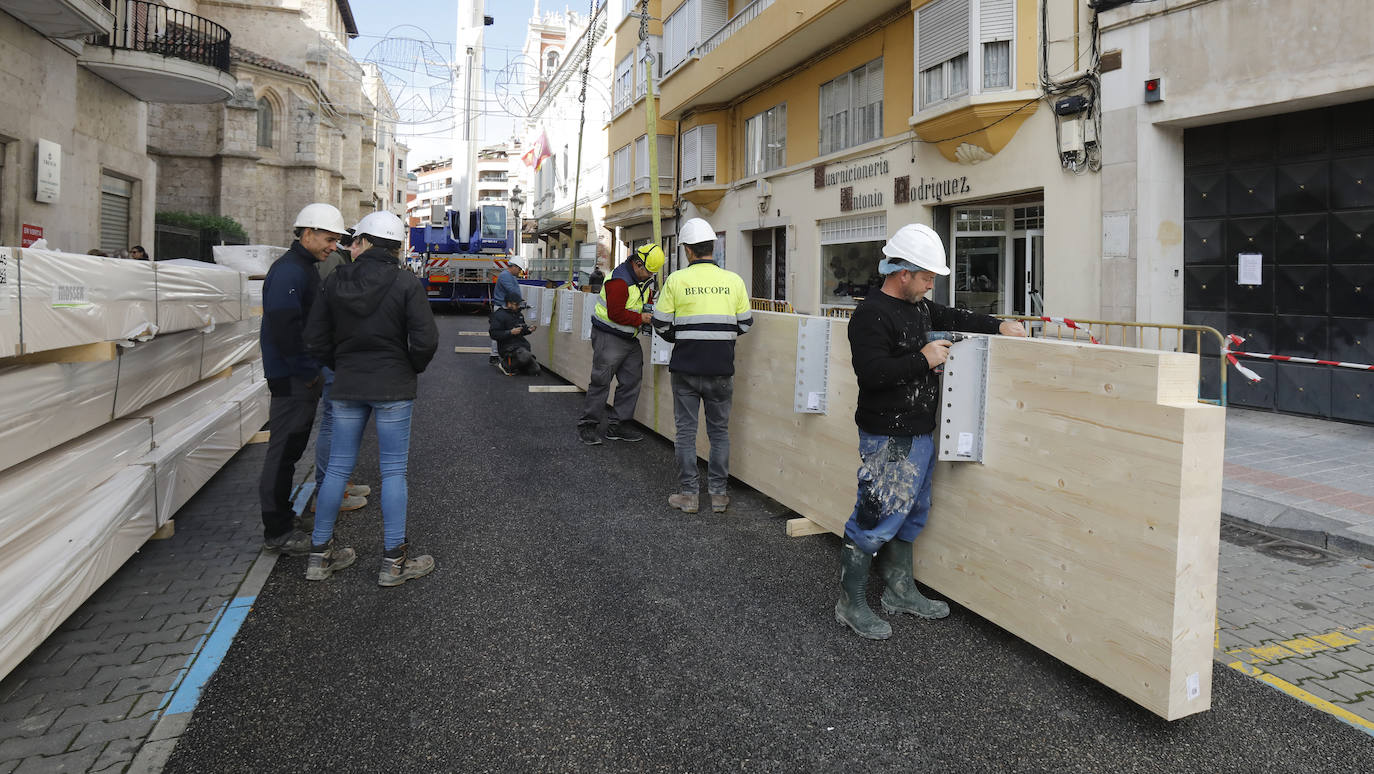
640, 0, 662, 249
565, 0, 602, 285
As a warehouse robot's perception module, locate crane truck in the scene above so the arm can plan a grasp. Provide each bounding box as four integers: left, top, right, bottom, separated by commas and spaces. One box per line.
410, 204, 510, 311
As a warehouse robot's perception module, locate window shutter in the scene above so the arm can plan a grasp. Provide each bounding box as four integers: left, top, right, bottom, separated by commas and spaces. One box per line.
685, 0, 699, 55
99, 175, 132, 254
701, 0, 728, 42
700, 124, 716, 182
634, 136, 648, 192
682, 128, 700, 187
980, 0, 1014, 42
657, 135, 675, 186
665, 9, 683, 71
918, 0, 970, 71
867, 60, 884, 107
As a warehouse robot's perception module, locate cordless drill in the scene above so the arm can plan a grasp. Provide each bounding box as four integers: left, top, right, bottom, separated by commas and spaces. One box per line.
926, 331, 968, 374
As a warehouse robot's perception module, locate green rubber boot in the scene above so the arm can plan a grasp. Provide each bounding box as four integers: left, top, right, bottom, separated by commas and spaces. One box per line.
877, 539, 950, 619
834, 543, 892, 640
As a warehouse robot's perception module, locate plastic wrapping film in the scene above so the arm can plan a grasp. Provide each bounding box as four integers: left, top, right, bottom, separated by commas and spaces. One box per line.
201, 317, 261, 378
113, 330, 204, 418
234, 378, 270, 445
16, 247, 157, 355
0, 464, 156, 680
0, 248, 19, 356
130, 366, 252, 446
0, 359, 119, 473
141, 399, 243, 526
246, 279, 263, 316
212, 245, 289, 277
154, 260, 246, 334
0, 418, 152, 564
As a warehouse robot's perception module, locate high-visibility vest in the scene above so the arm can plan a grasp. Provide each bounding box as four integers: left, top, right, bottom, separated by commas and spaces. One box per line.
593, 263, 650, 337
650, 260, 752, 375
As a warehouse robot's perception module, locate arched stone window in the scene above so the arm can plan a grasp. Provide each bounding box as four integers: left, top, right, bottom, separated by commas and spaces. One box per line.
256, 96, 274, 148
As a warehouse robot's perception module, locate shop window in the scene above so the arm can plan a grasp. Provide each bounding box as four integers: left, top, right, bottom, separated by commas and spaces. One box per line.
918, 0, 1014, 110
820, 214, 887, 308
681, 125, 717, 189
745, 104, 786, 177
751, 227, 787, 302
819, 59, 883, 156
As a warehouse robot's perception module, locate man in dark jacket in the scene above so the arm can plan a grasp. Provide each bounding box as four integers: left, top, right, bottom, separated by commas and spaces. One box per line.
304, 211, 440, 587
258, 202, 348, 556
835, 223, 1026, 641
489, 296, 540, 375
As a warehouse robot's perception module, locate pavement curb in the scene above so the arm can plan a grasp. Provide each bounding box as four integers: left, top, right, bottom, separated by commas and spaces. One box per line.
1221, 489, 1374, 560
124, 549, 280, 774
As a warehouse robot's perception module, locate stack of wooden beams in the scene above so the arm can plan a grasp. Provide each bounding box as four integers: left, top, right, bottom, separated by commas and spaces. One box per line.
0, 247, 269, 680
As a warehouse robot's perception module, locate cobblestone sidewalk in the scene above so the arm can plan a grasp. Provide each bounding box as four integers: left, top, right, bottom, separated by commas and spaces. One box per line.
1216, 522, 1374, 735
0, 444, 271, 774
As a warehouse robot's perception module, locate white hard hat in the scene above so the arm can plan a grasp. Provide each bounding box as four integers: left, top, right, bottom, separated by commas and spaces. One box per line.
880, 223, 950, 276
293, 202, 347, 235
679, 217, 715, 245
508, 255, 527, 271
352, 211, 406, 243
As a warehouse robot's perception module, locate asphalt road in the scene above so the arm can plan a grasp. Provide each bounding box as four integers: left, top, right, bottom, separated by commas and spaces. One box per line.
163, 312, 1374, 773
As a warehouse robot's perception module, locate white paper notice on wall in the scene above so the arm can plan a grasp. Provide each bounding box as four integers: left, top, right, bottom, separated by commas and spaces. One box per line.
957, 432, 974, 457
1237, 253, 1262, 286
806, 391, 822, 411
1186, 672, 1200, 701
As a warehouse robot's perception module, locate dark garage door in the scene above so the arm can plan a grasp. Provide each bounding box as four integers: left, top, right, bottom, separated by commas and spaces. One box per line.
1183, 99, 1374, 424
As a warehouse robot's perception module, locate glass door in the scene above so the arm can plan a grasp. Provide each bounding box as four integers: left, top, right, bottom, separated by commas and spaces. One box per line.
1011, 230, 1044, 315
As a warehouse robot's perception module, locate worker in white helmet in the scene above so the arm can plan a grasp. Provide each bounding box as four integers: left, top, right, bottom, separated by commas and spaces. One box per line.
304, 210, 440, 587
835, 223, 1026, 641
258, 202, 350, 557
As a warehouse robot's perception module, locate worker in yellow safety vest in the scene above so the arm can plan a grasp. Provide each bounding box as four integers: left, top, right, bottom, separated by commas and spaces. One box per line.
577, 243, 664, 445
651, 218, 752, 515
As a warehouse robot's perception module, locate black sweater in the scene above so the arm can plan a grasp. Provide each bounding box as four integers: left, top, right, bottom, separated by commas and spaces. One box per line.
489, 307, 533, 355
304, 248, 439, 401
848, 290, 1002, 436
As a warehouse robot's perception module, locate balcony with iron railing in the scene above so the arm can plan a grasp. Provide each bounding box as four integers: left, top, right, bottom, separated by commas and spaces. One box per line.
0, 0, 114, 38
658, 0, 907, 120
79, 0, 236, 103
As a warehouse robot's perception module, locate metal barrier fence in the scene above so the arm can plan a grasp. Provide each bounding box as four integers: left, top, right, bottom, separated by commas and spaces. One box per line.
750, 298, 794, 314
997, 315, 1228, 406
93, 0, 232, 73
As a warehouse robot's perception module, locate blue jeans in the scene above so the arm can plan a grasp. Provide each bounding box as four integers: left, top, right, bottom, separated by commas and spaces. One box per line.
314, 367, 335, 488
312, 399, 414, 551
842, 431, 937, 555
671, 372, 733, 495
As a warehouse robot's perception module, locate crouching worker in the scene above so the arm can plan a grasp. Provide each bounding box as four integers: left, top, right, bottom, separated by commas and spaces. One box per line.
490, 295, 541, 375
303, 210, 440, 587
836, 223, 1026, 640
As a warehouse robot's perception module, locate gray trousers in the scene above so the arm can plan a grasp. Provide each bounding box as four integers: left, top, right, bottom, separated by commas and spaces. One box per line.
579, 327, 644, 426
671, 372, 733, 495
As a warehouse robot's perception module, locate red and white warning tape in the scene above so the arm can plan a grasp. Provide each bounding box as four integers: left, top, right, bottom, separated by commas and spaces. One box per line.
1034, 316, 1099, 344
1223, 334, 1374, 383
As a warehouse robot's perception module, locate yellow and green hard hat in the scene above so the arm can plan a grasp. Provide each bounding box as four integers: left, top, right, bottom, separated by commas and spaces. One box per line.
635, 243, 666, 273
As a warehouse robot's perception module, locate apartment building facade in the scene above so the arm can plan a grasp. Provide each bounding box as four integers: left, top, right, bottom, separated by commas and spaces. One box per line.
0, 0, 237, 254
624, 0, 1098, 319
1099, 0, 1374, 422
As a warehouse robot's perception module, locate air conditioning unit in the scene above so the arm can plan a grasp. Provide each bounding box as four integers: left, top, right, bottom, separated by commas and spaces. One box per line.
756, 179, 772, 198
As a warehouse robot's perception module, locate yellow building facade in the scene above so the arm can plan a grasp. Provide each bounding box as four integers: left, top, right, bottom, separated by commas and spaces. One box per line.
607, 0, 1101, 317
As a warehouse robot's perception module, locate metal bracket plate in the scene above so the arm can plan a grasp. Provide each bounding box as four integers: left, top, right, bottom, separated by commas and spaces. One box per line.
650, 330, 672, 366
580, 296, 594, 341
937, 335, 990, 462
557, 289, 575, 332
540, 288, 555, 326
794, 316, 831, 414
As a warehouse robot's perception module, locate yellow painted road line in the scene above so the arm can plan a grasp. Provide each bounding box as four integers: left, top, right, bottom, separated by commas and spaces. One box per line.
1227, 661, 1374, 737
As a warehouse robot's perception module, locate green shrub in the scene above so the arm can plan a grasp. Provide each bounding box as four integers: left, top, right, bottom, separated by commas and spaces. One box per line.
156, 211, 248, 240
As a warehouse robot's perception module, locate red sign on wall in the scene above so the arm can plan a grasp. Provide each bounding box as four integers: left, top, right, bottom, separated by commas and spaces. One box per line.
21, 224, 42, 247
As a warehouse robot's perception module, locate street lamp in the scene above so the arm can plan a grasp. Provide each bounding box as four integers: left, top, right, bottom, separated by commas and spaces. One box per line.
509, 184, 525, 258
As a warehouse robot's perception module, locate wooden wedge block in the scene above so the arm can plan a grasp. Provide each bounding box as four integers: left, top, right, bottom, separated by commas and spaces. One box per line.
248, 430, 270, 444
151, 521, 175, 540
458, 331, 487, 336
8, 341, 119, 365
454, 346, 490, 353
786, 517, 830, 537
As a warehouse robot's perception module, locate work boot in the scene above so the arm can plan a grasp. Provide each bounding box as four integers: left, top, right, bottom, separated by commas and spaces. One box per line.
310, 493, 367, 513
578, 425, 603, 446
877, 539, 950, 619
605, 423, 643, 442
263, 529, 312, 557
346, 482, 372, 498
305, 538, 356, 581
668, 493, 699, 513
710, 493, 730, 513
378, 542, 435, 587
835, 542, 892, 640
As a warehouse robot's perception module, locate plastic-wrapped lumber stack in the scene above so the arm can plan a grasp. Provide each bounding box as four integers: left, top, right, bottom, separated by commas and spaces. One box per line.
0, 246, 268, 680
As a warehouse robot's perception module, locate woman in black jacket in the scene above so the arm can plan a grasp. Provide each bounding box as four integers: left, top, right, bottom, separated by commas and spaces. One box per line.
303, 211, 439, 587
